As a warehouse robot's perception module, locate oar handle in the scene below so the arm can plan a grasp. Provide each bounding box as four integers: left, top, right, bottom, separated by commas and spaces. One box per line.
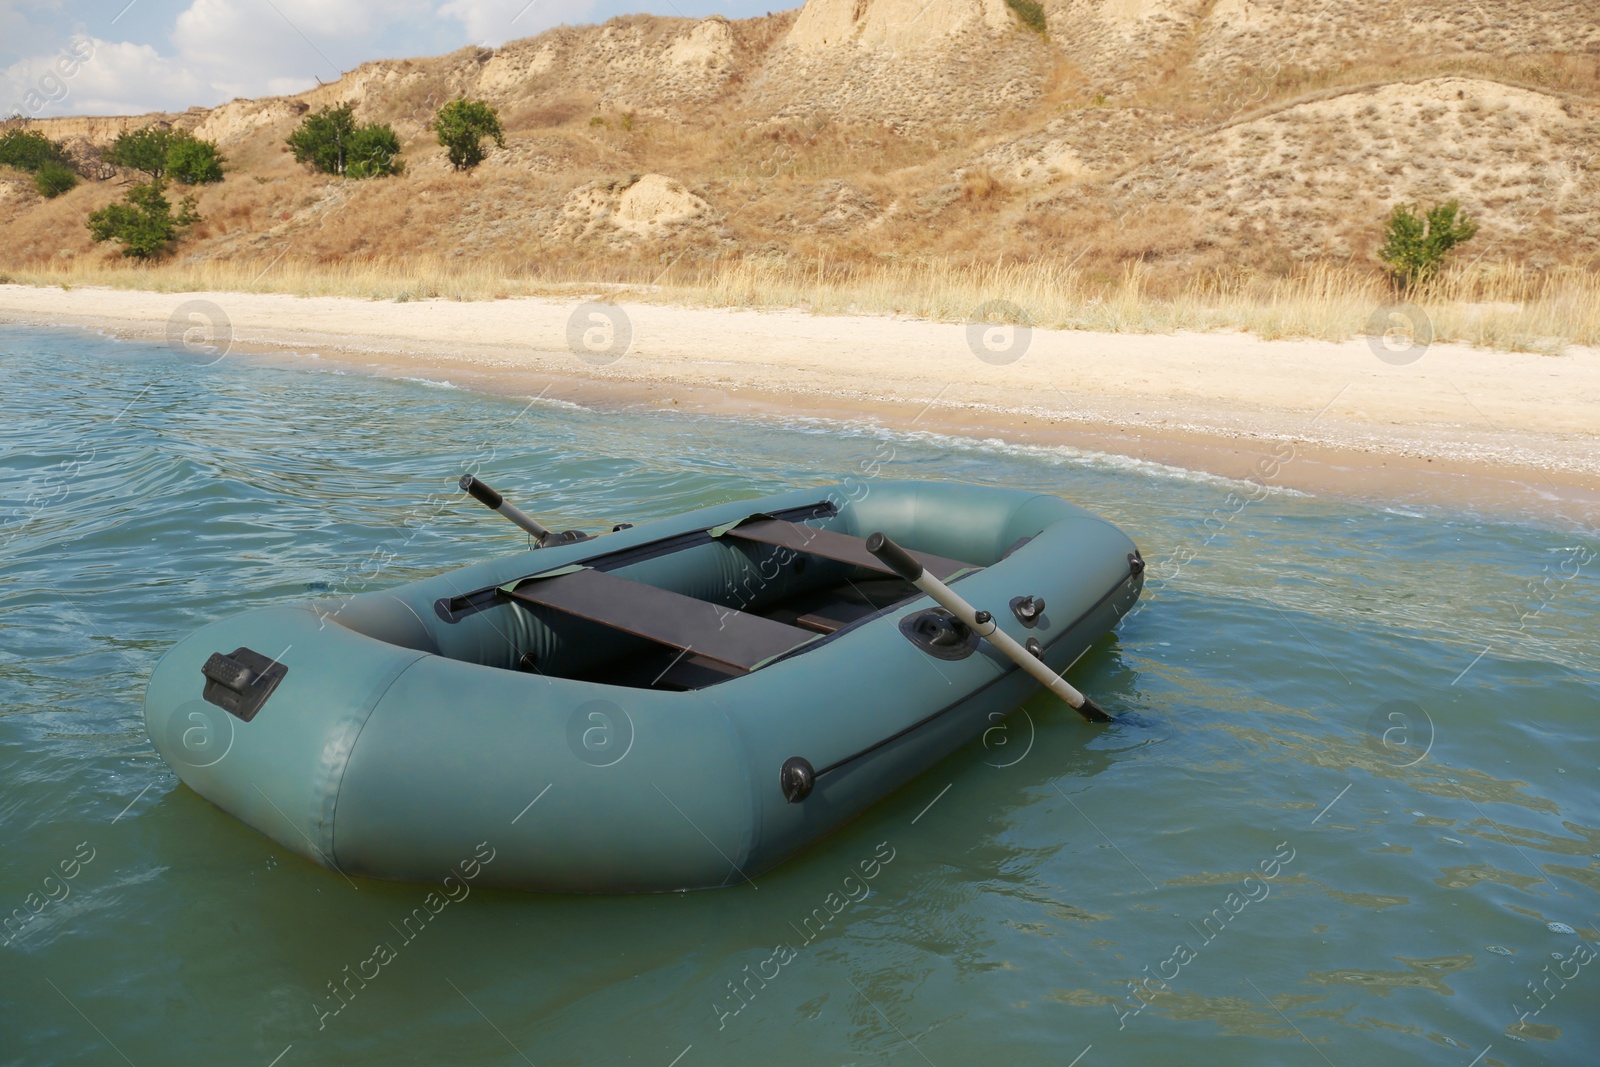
865, 532, 923, 582
460, 474, 505, 509
867, 531, 1111, 723
459, 475, 553, 545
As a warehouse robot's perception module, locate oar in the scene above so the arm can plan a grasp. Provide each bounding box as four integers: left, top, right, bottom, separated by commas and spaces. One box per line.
866, 532, 1112, 723
458, 474, 555, 545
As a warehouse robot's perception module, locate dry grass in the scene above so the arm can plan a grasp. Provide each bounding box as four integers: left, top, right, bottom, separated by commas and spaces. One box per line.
5, 255, 1596, 354
665, 258, 1600, 353
0, 256, 538, 304
4, 3, 1597, 357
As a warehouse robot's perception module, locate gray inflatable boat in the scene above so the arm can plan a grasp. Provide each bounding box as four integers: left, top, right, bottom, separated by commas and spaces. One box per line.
144, 479, 1144, 892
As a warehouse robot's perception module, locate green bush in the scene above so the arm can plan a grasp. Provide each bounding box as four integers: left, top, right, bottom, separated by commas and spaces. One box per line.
105, 128, 174, 177
287, 104, 402, 178
86, 179, 200, 259
165, 136, 225, 184
33, 160, 79, 198
0, 130, 79, 197
1005, 0, 1048, 37
433, 98, 505, 171
345, 125, 404, 179
105, 127, 226, 184
286, 105, 354, 174
1379, 200, 1479, 293
0, 129, 71, 173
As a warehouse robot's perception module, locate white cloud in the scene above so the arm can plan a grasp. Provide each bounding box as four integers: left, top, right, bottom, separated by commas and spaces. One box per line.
2, 0, 605, 117
172, 0, 433, 94
2, 0, 412, 116
262, 75, 319, 98
4, 37, 211, 118
0, 0, 68, 60
435, 0, 597, 46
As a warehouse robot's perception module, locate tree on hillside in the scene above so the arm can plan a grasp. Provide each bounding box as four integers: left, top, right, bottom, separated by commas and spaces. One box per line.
433, 98, 505, 171
0, 129, 68, 171
106, 128, 175, 178
286, 105, 354, 174
166, 136, 226, 184
104, 127, 226, 184
345, 124, 404, 178
0, 129, 79, 198
86, 179, 200, 258
1379, 201, 1478, 293
287, 104, 403, 178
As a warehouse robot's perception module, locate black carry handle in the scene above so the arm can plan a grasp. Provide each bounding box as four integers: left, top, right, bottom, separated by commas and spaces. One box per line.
865, 532, 924, 583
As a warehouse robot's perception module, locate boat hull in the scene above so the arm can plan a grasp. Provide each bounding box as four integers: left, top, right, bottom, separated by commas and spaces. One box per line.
144, 480, 1142, 892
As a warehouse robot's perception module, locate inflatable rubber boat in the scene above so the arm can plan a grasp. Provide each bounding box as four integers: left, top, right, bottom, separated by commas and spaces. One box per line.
144, 479, 1143, 892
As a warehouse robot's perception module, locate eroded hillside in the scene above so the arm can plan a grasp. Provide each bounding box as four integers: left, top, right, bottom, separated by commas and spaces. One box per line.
2, 0, 1597, 283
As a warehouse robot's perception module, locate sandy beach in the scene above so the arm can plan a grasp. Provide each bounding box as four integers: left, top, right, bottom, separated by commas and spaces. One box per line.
4, 283, 1597, 525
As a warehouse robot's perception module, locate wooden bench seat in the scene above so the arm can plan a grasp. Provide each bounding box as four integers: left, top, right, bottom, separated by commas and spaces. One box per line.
720, 518, 976, 582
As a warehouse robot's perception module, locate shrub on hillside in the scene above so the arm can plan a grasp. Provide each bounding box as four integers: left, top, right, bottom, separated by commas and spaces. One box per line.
1379, 201, 1478, 293
166, 136, 226, 184
433, 98, 505, 171
0, 129, 79, 196
345, 125, 404, 179
0, 129, 70, 172
1005, 0, 1048, 38
287, 104, 402, 178
86, 179, 200, 258
106, 127, 226, 183
33, 160, 79, 198
105, 127, 174, 177
961, 166, 1009, 203
285, 107, 351, 175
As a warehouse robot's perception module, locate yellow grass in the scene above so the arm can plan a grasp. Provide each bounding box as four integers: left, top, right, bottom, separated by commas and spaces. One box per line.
3, 256, 1597, 353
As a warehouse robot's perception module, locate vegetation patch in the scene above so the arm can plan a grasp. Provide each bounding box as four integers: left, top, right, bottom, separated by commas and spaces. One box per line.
86, 180, 200, 259
287, 105, 403, 179
1005, 0, 1048, 39
433, 99, 505, 171
0, 129, 79, 198
1380, 200, 1479, 293
106, 127, 226, 184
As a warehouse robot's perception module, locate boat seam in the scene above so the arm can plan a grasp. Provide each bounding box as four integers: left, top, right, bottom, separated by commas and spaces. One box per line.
324, 652, 431, 869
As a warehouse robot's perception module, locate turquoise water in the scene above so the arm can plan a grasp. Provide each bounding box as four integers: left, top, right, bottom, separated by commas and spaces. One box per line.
2, 325, 1597, 1066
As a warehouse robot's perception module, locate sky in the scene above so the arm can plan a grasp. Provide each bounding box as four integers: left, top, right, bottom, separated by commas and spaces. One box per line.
2, 0, 784, 118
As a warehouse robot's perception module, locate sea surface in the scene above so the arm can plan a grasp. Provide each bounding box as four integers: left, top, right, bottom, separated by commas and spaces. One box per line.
2, 325, 1597, 1067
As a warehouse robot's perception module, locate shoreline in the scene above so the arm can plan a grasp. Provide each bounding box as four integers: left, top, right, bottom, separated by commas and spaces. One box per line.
4, 283, 1598, 528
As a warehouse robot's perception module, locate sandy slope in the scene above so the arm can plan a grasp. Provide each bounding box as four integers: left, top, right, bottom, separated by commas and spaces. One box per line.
3, 284, 1597, 523
9, 0, 1599, 280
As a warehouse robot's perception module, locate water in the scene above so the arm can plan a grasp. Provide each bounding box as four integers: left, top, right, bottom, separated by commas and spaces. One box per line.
2, 325, 1597, 1066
